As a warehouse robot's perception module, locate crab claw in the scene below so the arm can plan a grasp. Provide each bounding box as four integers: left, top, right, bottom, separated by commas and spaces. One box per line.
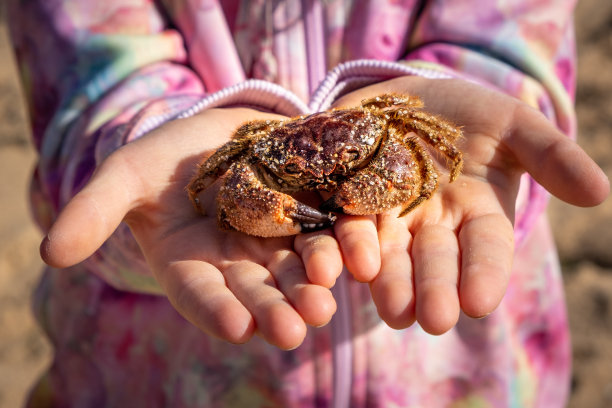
214, 162, 339, 236
290, 202, 337, 232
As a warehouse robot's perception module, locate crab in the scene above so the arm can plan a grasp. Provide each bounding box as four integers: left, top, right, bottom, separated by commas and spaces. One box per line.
187, 94, 463, 237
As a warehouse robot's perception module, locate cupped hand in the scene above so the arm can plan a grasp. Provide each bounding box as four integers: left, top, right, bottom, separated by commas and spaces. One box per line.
39, 107, 344, 350
331, 77, 609, 334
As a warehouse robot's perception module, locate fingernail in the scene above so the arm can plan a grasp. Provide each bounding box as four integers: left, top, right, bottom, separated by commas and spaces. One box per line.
39, 235, 51, 261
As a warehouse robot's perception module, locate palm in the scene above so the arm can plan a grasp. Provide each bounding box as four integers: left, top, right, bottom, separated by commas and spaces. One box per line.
330, 77, 608, 333
41, 108, 342, 350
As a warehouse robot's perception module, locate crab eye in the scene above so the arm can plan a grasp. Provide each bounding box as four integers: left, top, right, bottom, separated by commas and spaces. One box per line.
284, 163, 302, 174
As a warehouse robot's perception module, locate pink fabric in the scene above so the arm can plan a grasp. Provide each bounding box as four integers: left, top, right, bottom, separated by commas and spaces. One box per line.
7, 0, 576, 406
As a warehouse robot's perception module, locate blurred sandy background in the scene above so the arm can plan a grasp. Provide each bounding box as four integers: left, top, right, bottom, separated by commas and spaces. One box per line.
1, 1, 611, 407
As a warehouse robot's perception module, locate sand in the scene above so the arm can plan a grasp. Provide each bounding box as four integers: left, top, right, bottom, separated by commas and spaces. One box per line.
1, 1, 610, 406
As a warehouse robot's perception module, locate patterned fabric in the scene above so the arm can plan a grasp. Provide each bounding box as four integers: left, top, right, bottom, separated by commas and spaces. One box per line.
8, 0, 576, 406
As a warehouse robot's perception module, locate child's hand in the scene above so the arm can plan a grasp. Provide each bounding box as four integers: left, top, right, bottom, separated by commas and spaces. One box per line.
330, 77, 609, 334
39, 108, 344, 350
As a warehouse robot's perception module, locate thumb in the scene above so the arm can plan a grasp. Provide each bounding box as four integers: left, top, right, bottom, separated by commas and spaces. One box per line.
40, 152, 140, 268
504, 105, 609, 207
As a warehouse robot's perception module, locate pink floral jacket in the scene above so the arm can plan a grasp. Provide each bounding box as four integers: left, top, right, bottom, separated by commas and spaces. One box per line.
8, 0, 576, 406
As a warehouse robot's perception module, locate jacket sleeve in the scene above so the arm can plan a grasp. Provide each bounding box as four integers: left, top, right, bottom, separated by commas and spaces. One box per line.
405, 0, 577, 137
6, 0, 313, 295
7, 0, 206, 294
332, 0, 577, 245
401, 0, 578, 244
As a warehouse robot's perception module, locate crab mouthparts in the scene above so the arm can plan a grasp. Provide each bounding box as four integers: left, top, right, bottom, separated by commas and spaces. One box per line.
319, 196, 345, 214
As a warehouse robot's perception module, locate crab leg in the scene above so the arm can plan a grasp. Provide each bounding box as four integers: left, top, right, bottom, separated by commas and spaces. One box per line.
397, 138, 439, 217
187, 119, 282, 213
360, 93, 424, 110
395, 110, 463, 182
216, 160, 336, 237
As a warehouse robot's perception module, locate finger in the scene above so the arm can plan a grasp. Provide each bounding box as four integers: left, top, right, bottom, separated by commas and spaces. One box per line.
40, 152, 141, 268
267, 250, 337, 327
334, 215, 381, 282
294, 230, 343, 288
458, 213, 514, 318
223, 260, 307, 350
159, 260, 256, 344
370, 212, 415, 329
505, 104, 609, 207
412, 224, 460, 335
